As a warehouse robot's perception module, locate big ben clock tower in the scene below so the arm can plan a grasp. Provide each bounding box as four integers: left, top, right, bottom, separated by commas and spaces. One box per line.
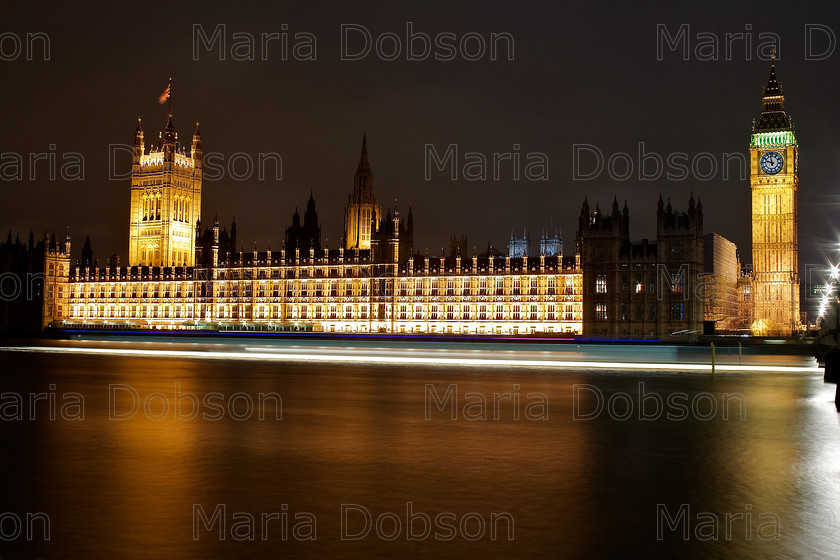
750, 47, 800, 335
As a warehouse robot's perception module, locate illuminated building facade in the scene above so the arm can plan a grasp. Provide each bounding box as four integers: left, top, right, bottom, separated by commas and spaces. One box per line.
128, 115, 203, 268
737, 264, 754, 332
17, 51, 798, 338
343, 134, 381, 251
45, 126, 584, 335
750, 50, 800, 335
702, 233, 740, 333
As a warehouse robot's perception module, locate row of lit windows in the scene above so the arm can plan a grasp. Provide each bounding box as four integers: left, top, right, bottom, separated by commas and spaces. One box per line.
46, 262, 65, 276
258, 277, 579, 298
67, 302, 581, 323
594, 302, 684, 322
70, 305, 195, 320
66, 278, 584, 298
224, 302, 579, 322
594, 273, 683, 295
214, 265, 580, 280
70, 283, 194, 299
141, 194, 162, 221
140, 194, 192, 223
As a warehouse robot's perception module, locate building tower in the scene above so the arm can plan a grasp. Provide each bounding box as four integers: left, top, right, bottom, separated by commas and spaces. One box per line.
129, 115, 203, 267
508, 229, 530, 258
540, 228, 563, 257
344, 133, 381, 250
284, 192, 322, 255
749, 48, 800, 335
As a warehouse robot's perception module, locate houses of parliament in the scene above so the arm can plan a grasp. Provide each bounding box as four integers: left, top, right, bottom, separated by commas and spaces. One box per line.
25, 122, 585, 336
0, 55, 802, 337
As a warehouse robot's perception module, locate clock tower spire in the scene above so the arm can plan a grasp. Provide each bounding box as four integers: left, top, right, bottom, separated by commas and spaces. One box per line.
749, 46, 800, 335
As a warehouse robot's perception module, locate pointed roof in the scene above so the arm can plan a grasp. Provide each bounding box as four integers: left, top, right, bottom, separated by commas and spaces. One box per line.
356, 132, 371, 177
754, 46, 791, 133
764, 57, 782, 97
162, 113, 177, 145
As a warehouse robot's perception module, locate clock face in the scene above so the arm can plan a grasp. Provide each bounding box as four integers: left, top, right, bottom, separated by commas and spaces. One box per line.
760, 151, 784, 174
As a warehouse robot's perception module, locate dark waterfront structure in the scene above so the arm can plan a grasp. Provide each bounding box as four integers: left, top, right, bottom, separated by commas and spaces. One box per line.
577, 195, 705, 338
0, 231, 69, 331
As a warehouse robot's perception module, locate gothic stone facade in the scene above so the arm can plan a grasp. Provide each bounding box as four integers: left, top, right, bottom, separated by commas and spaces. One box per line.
48, 122, 583, 335
578, 196, 704, 339
749, 51, 800, 335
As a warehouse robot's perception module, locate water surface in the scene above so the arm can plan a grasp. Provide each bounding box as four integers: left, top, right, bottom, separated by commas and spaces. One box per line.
1, 342, 838, 559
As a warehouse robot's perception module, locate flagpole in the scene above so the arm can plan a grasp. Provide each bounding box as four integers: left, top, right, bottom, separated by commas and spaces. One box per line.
168, 76, 172, 115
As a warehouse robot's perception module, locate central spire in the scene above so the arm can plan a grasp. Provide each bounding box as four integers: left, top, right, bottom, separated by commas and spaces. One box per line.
358, 132, 369, 171
754, 45, 790, 133
344, 132, 381, 250
763, 45, 783, 97
353, 132, 373, 198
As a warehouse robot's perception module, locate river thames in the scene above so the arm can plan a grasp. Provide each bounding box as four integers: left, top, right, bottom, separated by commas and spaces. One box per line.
1, 338, 838, 559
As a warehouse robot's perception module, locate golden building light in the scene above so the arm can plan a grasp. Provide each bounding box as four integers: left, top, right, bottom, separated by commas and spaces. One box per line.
749, 47, 801, 336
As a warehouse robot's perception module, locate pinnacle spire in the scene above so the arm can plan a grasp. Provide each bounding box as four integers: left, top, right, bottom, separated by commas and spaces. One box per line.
763, 45, 782, 98
134, 117, 144, 148
162, 113, 176, 146
754, 43, 790, 133
360, 132, 368, 166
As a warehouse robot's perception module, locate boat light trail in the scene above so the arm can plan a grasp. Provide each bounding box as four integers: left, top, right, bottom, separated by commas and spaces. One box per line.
0, 345, 821, 373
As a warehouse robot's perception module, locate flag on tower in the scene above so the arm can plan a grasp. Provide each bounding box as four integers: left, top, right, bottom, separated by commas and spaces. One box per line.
158, 82, 171, 104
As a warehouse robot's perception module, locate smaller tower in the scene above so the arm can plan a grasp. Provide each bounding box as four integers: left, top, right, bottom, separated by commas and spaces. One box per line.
509, 229, 530, 258
539, 228, 563, 257
212, 216, 220, 267
344, 133, 381, 250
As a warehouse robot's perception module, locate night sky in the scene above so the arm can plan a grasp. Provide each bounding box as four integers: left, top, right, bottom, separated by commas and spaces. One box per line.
2, 1, 840, 269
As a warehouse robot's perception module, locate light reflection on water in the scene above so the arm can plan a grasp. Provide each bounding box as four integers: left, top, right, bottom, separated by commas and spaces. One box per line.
1, 346, 839, 559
